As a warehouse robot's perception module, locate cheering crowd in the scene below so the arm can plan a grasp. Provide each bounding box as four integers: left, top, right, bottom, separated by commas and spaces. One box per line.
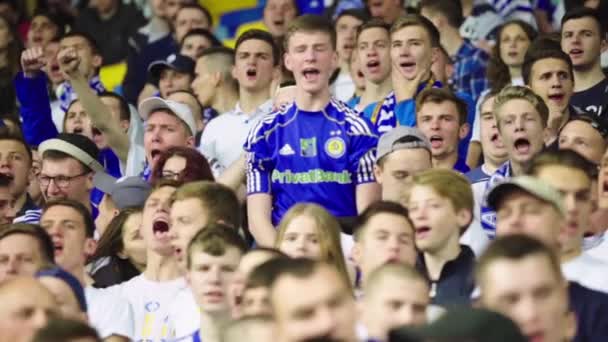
0, 0, 607, 341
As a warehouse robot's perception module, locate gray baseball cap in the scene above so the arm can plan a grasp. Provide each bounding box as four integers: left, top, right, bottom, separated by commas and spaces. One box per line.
487, 176, 565, 216
376, 126, 432, 161
93, 174, 151, 210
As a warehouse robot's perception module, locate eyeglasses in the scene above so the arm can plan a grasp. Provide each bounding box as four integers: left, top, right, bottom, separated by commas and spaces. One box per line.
39, 172, 89, 188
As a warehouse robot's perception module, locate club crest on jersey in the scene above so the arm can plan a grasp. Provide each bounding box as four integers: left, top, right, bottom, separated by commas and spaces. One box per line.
300, 137, 317, 157
325, 137, 345, 158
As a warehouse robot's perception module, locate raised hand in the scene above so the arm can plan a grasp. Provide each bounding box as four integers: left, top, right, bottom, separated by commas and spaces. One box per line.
392, 57, 432, 102
57, 47, 82, 79
21, 47, 46, 78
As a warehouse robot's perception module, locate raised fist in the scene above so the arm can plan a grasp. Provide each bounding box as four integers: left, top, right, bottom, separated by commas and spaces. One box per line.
57, 47, 81, 78
21, 47, 45, 78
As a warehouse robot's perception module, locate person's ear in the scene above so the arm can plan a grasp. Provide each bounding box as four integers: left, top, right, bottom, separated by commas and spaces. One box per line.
92, 53, 103, 69
373, 165, 383, 184
85, 172, 94, 191
430, 47, 439, 66
284, 51, 294, 73
84, 238, 97, 258
459, 122, 470, 140
456, 208, 473, 230
186, 135, 195, 147
231, 64, 238, 80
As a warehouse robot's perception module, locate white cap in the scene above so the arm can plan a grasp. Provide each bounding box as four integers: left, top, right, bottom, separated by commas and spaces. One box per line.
138, 97, 197, 136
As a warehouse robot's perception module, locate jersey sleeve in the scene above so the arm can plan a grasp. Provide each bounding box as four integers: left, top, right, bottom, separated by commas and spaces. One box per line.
346, 115, 378, 185
14, 72, 59, 146
244, 121, 275, 194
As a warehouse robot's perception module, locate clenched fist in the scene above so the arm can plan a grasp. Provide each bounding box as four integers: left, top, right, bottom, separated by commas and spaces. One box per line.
21, 47, 46, 78
57, 47, 82, 79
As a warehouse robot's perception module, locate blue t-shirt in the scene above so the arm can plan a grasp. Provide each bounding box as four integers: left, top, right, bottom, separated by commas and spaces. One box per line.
244, 98, 378, 225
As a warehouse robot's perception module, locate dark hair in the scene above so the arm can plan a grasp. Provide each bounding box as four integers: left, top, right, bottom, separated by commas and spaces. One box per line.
353, 201, 414, 241
0, 131, 32, 165
60, 31, 101, 56
90, 207, 143, 281
476, 234, 563, 286
356, 18, 390, 42
527, 149, 597, 180
419, 0, 464, 28
150, 147, 214, 186
235, 29, 280, 66
187, 223, 248, 268
42, 199, 95, 238
486, 20, 537, 90
181, 28, 222, 48
284, 14, 337, 50
335, 8, 370, 25
391, 14, 441, 48
31, 318, 101, 342
31, 10, 66, 39
245, 257, 290, 290
0, 223, 55, 264
416, 87, 468, 125
267, 258, 322, 291
177, 3, 213, 27
522, 37, 573, 85
98, 91, 130, 122
0, 13, 22, 77
561, 6, 605, 38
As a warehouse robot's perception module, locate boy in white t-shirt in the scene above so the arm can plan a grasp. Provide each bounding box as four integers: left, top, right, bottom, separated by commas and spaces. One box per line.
176, 223, 248, 341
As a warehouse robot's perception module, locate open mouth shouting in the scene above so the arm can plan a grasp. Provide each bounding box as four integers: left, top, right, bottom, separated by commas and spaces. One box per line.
246, 68, 258, 81
203, 289, 225, 303
568, 48, 584, 60
490, 132, 505, 149
302, 67, 321, 82
429, 135, 444, 149
366, 59, 381, 73
415, 226, 431, 240
152, 216, 171, 241
398, 61, 416, 75
547, 93, 566, 105
513, 137, 532, 155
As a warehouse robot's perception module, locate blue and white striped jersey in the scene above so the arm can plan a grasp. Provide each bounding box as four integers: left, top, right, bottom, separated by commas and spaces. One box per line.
244, 98, 378, 225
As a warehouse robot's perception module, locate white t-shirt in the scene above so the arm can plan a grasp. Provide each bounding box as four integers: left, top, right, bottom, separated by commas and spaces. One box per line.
199, 100, 272, 177
461, 170, 491, 256
586, 235, 608, 264
85, 286, 134, 339
561, 253, 608, 293
331, 72, 356, 103
167, 287, 200, 338
106, 274, 189, 341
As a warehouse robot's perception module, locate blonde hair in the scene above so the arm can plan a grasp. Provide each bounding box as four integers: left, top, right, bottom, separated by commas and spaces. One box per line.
412, 169, 474, 234
493, 85, 549, 130
275, 203, 351, 289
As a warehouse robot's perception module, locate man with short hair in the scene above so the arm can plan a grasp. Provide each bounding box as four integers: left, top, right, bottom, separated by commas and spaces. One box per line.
561, 7, 608, 119
263, 0, 298, 38
523, 40, 577, 144
370, 14, 442, 133
191, 47, 240, 123
480, 86, 549, 237
558, 113, 608, 164
178, 224, 248, 341
173, 4, 212, 46
0, 223, 55, 282
245, 15, 378, 247
354, 19, 393, 113
527, 150, 608, 293
360, 263, 431, 341
374, 126, 432, 206
415, 88, 470, 172
367, 0, 407, 25
0, 277, 59, 342
148, 53, 195, 99
38, 134, 105, 221
0, 173, 15, 224
420, 0, 489, 102
40, 199, 133, 341
476, 235, 574, 342
332, 9, 367, 102
179, 28, 221, 60
269, 259, 359, 342
352, 201, 417, 290
199, 30, 277, 177
0, 134, 38, 223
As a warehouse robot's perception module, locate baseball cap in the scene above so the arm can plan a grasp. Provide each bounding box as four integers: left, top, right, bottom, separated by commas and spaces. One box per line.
376, 126, 432, 161
36, 267, 87, 313
38, 133, 104, 173
487, 176, 565, 216
389, 307, 527, 342
148, 53, 195, 85
93, 174, 152, 210
139, 97, 197, 136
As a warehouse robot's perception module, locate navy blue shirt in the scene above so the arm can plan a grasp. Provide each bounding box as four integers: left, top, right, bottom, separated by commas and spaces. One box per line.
569, 281, 608, 342
244, 98, 378, 225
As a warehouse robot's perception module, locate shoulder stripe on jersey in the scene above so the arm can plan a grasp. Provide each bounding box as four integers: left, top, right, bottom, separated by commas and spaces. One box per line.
329, 99, 376, 136
246, 103, 297, 147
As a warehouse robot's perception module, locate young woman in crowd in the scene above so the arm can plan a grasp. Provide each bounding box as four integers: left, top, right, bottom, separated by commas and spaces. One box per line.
150, 146, 214, 185
274, 203, 353, 289
89, 207, 145, 288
